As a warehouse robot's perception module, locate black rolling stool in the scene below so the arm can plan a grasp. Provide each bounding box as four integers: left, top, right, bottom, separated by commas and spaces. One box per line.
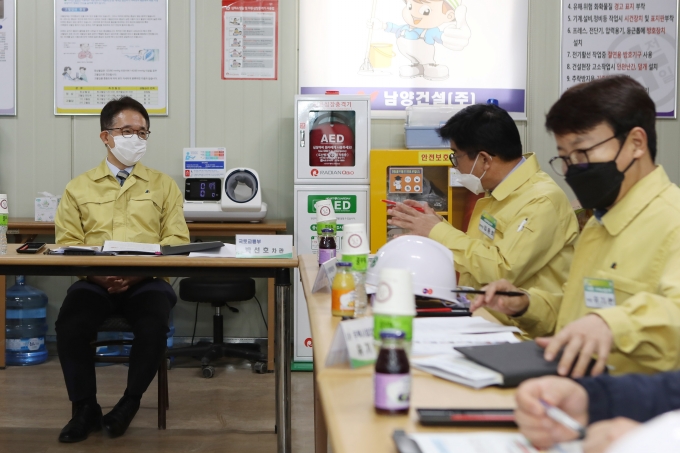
173, 277, 267, 378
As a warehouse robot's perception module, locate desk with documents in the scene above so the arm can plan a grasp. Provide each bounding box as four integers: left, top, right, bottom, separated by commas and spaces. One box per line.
298, 254, 517, 453
7, 218, 287, 370
0, 247, 298, 453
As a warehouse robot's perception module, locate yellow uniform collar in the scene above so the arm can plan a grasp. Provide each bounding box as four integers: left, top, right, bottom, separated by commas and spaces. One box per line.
601, 165, 672, 237
491, 153, 540, 201
91, 159, 150, 183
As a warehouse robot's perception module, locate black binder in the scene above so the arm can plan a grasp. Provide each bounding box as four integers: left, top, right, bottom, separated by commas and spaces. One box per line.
159, 241, 224, 255
454, 341, 597, 388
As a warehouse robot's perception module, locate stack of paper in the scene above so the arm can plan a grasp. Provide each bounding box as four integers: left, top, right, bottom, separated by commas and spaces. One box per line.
411, 354, 504, 389
407, 432, 582, 453
410, 317, 524, 389
411, 317, 521, 357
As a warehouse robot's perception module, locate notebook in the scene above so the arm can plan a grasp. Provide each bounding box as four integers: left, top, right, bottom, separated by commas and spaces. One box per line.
101, 240, 224, 255
454, 341, 597, 388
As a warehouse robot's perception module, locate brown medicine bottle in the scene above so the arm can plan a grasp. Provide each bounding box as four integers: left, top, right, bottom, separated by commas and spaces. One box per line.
374, 329, 410, 415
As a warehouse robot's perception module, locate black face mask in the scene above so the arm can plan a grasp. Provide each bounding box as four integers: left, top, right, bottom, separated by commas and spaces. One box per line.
565, 142, 635, 210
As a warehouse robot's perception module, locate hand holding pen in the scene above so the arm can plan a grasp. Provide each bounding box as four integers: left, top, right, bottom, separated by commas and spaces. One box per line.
385, 199, 444, 238
469, 279, 531, 316
514, 376, 589, 449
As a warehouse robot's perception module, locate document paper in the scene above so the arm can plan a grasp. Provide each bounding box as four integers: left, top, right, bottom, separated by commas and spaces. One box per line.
410, 432, 582, 453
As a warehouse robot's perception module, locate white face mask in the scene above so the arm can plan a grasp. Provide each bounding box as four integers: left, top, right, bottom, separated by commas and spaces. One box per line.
451, 154, 488, 195
108, 134, 146, 167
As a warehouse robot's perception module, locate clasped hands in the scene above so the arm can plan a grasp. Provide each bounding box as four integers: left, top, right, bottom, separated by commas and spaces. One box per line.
471, 279, 613, 379
88, 275, 146, 294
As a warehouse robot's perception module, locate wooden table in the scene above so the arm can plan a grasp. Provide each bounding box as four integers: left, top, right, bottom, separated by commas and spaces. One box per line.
7, 218, 288, 371
0, 247, 298, 453
298, 254, 517, 453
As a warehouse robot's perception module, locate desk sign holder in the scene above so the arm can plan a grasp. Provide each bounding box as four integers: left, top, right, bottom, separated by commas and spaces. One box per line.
235, 235, 293, 258
326, 316, 376, 368
312, 258, 337, 292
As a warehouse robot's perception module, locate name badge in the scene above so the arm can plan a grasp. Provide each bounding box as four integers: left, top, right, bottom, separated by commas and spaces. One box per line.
584, 278, 616, 309
478, 212, 497, 240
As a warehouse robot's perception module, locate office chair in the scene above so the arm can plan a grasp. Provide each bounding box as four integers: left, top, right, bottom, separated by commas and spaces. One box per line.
91, 315, 169, 429
172, 277, 268, 378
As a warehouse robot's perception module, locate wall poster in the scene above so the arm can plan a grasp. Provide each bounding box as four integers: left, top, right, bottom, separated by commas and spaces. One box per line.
561, 1, 678, 117
299, 0, 529, 119
222, 0, 278, 80
0, 0, 16, 116
54, 0, 168, 115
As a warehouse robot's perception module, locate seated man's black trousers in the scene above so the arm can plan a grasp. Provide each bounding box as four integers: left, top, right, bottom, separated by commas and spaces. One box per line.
55, 278, 176, 402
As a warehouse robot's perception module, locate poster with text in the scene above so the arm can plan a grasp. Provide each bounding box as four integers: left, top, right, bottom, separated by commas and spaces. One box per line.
54, 0, 168, 115
561, 1, 678, 117
299, 0, 529, 119
222, 0, 278, 80
0, 0, 16, 115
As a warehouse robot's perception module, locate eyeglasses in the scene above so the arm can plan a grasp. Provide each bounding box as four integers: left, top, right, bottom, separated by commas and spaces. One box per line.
549, 134, 624, 177
108, 127, 151, 140
449, 152, 458, 167
449, 151, 495, 168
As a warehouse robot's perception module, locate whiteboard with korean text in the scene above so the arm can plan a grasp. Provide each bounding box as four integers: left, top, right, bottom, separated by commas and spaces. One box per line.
299, 0, 529, 119
561, 1, 678, 117
54, 0, 168, 115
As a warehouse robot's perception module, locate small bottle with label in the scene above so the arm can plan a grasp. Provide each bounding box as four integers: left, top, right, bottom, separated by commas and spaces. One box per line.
331, 262, 355, 317
318, 228, 336, 267
374, 329, 410, 415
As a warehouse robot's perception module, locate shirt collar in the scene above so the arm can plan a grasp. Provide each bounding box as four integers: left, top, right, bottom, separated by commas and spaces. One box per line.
105, 158, 134, 178
600, 165, 672, 236
92, 159, 149, 182
491, 153, 539, 201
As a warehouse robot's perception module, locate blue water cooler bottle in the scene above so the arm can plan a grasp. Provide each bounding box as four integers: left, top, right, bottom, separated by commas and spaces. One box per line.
5, 275, 49, 366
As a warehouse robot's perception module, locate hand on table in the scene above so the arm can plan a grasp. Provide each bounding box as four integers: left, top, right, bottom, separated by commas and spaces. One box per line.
88, 276, 146, 294
584, 418, 640, 453
515, 376, 589, 449
387, 200, 443, 237
538, 314, 613, 378
470, 279, 530, 316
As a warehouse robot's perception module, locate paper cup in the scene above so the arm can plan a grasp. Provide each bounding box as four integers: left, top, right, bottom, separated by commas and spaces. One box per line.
341, 223, 370, 255
0, 194, 7, 227
315, 199, 336, 222
373, 268, 415, 316
315, 200, 337, 234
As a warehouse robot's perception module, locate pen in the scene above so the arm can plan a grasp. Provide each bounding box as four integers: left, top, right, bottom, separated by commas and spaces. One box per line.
539, 400, 586, 440
517, 218, 528, 232
451, 289, 526, 297
382, 199, 425, 213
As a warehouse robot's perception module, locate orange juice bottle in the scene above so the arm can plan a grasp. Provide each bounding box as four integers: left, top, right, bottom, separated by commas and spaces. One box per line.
332, 262, 355, 317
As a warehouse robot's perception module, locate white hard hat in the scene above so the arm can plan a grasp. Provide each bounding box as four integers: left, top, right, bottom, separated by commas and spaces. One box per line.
366, 236, 458, 304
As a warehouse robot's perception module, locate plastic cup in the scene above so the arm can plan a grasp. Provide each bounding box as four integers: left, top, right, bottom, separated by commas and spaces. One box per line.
372, 268, 415, 344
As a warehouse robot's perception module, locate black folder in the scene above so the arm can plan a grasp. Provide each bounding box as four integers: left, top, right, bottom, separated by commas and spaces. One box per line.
454, 341, 597, 388
159, 241, 224, 255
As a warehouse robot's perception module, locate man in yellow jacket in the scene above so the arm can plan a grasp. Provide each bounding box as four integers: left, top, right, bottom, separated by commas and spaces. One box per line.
54, 97, 189, 443
475, 76, 680, 378
388, 104, 579, 305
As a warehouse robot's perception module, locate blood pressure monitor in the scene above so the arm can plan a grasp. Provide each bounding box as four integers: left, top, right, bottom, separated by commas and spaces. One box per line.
183, 168, 267, 222
184, 178, 222, 201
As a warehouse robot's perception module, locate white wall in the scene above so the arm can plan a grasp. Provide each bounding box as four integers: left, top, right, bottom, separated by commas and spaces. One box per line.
0, 0, 678, 337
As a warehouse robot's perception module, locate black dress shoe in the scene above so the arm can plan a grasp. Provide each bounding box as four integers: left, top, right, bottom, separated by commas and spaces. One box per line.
101, 395, 140, 438
58, 403, 103, 443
